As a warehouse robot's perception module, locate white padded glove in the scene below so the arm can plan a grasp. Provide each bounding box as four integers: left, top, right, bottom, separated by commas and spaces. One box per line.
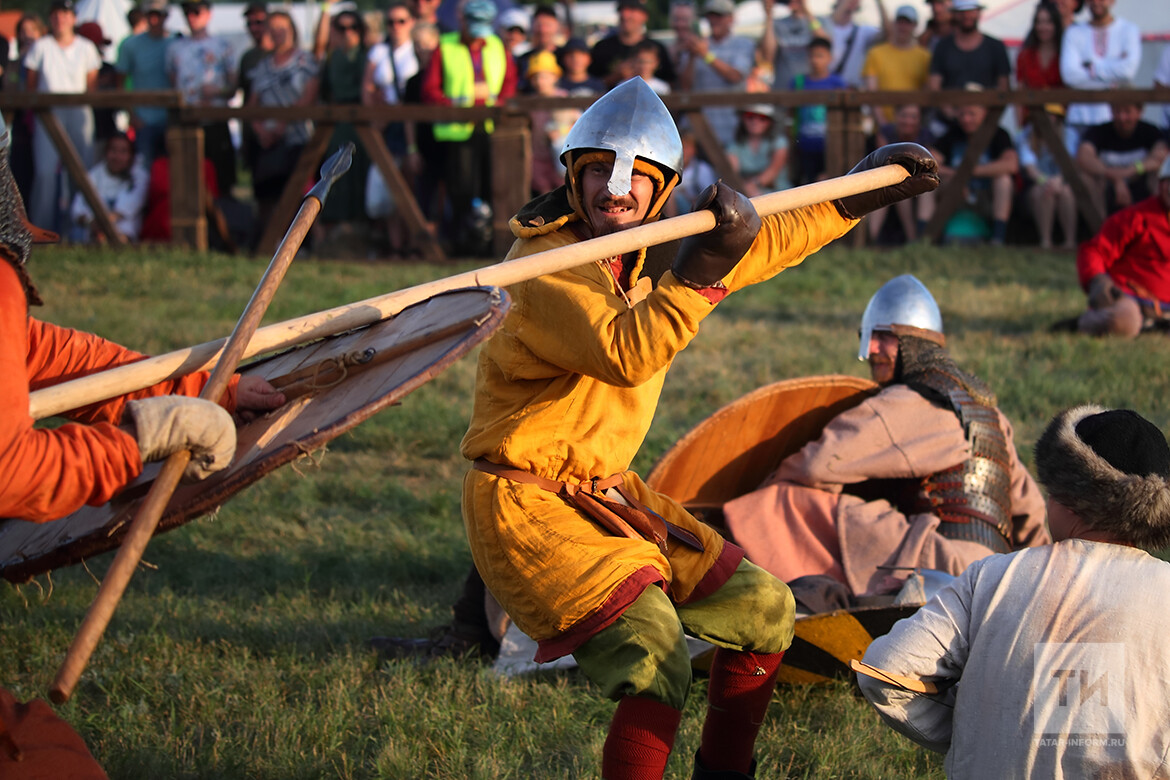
126, 396, 237, 482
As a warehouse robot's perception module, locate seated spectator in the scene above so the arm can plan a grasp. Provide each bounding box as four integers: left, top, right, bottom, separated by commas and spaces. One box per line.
862, 5, 931, 126
69, 133, 149, 243
791, 37, 846, 184
628, 39, 671, 94
870, 104, 934, 242
1018, 105, 1076, 250
727, 104, 790, 198
664, 129, 718, 216
556, 37, 605, 96
139, 150, 219, 243
1071, 157, 1170, 338
1076, 102, 1168, 217
247, 11, 319, 235
859, 404, 1170, 779
925, 102, 1018, 245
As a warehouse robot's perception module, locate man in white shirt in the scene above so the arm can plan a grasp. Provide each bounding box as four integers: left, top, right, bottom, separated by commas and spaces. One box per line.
1059, 0, 1141, 154
24, 0, 101, 231
859, 404, 1170, 779
827, 0, 887, 89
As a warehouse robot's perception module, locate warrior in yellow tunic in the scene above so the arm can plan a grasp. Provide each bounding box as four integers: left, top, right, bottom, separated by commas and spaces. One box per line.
460, 79, 939, 779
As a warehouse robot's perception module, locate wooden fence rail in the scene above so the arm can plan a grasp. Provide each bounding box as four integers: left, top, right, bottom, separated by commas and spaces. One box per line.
2, 87, 1168, 254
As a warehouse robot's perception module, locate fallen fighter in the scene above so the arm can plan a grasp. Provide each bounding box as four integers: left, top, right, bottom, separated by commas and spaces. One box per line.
723, 275, 1049, 613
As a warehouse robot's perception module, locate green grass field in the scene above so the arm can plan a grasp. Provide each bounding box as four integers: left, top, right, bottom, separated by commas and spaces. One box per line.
3, 240, 1169, 779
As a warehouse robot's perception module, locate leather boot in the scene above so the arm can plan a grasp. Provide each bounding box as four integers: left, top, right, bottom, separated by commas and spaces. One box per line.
691, 752, 757, 779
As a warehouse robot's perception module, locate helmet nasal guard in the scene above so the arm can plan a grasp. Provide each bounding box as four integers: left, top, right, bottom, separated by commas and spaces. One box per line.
858, 274, 944, 360
560, 77, 682, 226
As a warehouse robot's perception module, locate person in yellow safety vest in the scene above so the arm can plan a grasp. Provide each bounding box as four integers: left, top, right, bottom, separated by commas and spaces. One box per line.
420, 0, 517, 256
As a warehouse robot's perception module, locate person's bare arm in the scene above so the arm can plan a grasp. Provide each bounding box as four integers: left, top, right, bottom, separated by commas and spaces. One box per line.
874, 0, 891, 42
973, 147, 1018, 178
758, 0, 777, 69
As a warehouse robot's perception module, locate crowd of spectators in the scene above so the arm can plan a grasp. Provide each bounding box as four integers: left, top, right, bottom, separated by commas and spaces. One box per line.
2, 0, 1169, 254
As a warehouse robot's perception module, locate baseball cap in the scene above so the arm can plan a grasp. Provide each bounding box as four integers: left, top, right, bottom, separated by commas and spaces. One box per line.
497, 6, 529, 32
894, 4, 918, 22
703, 0, 736, 15
77, 20, 111, 45
243, 1, 267, 16
951, 0, 982, 11
181, 0, 209, 11
49, 0, 75, 13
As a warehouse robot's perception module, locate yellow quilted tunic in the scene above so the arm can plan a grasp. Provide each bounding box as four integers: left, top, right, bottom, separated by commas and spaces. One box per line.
461, 200, 855, 659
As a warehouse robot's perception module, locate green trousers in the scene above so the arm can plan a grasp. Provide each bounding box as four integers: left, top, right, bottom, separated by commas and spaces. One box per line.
573, 558, 795, 710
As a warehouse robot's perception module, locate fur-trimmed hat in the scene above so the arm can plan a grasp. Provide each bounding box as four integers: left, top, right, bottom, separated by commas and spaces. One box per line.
1035, 405, 1170, 549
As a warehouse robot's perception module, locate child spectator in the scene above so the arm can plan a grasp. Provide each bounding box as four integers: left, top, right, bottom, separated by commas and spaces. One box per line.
629, 40, 671, 94
1019, 105, 1076, 250
791, 37, 846, 184
556, 37, 605, 96
69, 133, 149, 243
727, 104, 790, 197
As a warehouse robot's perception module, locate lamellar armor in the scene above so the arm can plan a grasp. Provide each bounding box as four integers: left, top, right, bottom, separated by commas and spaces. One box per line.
903, 339, 1014, 554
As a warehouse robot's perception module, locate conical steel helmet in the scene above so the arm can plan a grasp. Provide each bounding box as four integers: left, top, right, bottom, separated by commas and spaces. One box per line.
857, 274, 944, 360
560, 76, 683, 197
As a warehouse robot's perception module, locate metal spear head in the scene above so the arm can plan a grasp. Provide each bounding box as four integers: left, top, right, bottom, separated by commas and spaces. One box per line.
307, 143, 355, 205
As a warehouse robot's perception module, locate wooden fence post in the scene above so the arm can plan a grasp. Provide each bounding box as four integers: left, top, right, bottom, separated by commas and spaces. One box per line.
167, 121, 207, 251
490, 113, 531, 258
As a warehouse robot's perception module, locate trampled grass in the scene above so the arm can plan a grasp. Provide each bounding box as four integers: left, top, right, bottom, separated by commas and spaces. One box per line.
4, 240, 1169, 778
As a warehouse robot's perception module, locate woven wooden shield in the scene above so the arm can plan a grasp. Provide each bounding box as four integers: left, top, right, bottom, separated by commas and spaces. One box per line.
0, 286, 510, 583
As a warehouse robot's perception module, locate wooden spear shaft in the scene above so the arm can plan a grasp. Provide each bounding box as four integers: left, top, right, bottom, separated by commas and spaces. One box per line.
30, 164, 908, 421
49, 145, 356, 704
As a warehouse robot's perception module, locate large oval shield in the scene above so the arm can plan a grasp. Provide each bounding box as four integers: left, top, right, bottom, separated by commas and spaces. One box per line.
0, 286, 510, 583
645, 374, 913, 685
645, 374, 879, 508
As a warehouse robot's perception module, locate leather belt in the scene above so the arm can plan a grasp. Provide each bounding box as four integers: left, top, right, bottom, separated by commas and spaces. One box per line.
472, 458, 704, 554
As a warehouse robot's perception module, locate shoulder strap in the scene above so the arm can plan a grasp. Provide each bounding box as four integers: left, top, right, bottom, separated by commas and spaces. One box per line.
833, 25, 860, 77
